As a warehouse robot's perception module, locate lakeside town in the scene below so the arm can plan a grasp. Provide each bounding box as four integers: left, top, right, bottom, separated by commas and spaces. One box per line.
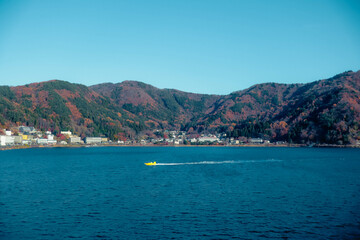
2, 125, 360, 150
0, 125, 288, 149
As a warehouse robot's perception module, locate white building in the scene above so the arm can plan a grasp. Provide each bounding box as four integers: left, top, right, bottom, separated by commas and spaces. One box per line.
37, 138, 48, 145
61, 130, 72, 136
36, 138, 57, 145
48, 140, 57, 145
14, 136, 22, 144
85, 137, 102, 144
198, 136, 220, 143
0, 136, 6, 146
70, 136, 81, 144
0, 135, 15, 146
250, 138, 264, 144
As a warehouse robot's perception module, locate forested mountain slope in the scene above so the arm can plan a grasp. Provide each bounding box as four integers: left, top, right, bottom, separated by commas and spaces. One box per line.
0, 70, 359, 144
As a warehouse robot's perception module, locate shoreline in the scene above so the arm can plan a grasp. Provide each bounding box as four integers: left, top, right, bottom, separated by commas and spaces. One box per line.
1, 143, 360, 151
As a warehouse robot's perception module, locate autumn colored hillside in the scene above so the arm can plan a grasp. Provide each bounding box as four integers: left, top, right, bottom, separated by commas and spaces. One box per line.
198, 70, 360, 144
0, 70, 359, 144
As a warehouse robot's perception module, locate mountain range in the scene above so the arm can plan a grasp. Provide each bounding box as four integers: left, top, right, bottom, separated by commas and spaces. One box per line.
0, 70, 359, 144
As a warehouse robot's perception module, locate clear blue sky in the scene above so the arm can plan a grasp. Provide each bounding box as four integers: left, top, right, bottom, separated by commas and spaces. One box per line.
0, 0, 359, 94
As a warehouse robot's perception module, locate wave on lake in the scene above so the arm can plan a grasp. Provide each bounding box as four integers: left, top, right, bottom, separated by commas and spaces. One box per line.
155, 159, 282, 166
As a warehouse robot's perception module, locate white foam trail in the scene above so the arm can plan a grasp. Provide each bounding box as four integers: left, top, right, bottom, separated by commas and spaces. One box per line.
155, 159, 281, 166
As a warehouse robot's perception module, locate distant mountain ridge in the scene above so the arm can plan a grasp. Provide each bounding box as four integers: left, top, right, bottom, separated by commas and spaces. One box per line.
0, 70, 359, 144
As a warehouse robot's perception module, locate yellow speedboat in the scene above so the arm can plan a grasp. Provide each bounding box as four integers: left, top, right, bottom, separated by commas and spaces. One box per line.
145, 161, 156, 166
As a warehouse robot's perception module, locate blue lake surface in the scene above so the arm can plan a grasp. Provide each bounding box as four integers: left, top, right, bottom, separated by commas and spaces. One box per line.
0, 147, 360, 239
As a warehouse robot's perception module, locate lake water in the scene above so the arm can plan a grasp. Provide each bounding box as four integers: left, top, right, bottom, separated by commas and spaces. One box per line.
0, 147, 360, 239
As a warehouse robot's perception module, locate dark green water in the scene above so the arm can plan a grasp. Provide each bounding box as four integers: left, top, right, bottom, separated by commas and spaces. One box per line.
0, 147, 359, 239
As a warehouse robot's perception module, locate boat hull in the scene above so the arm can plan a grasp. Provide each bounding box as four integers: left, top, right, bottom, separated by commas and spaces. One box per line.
145, 162, 156, 166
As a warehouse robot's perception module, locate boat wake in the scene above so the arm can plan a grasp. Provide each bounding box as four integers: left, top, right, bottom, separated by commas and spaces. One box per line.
155, 159, 281, 166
